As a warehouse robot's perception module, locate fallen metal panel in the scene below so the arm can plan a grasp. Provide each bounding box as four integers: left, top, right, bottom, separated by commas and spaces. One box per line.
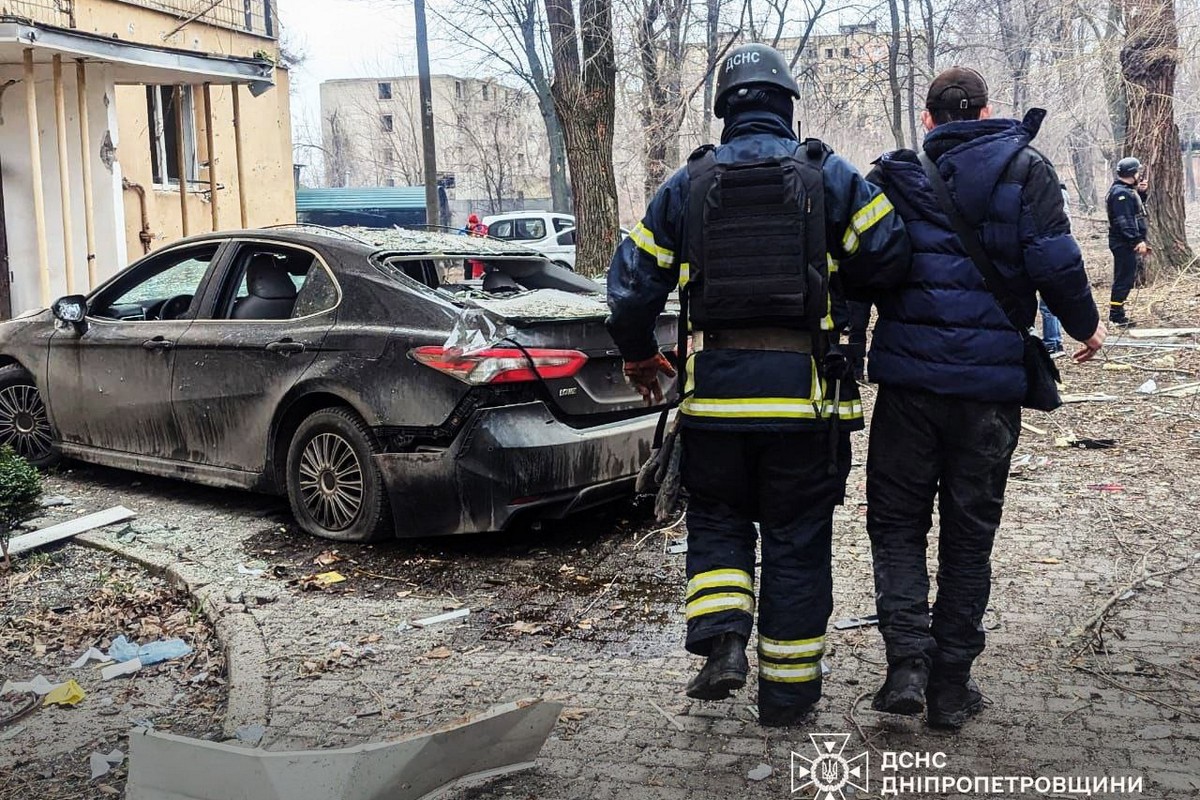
126, 699, 562, 800
8, 506, 136, 556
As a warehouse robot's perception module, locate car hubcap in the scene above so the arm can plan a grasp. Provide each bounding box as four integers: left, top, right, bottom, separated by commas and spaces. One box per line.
298, 432, 364, 531
0, 384, 52, 462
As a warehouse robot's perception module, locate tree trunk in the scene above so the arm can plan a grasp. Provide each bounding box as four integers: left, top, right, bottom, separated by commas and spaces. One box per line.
1102, 0, 1127, 160
886, 0, 906, 149
1121, 0, 1194, 274
545, 0, 619, 276
903, 0, 918, 148
702, 0, 720, 140
516, 0, 573, 213
1068, 124, 1098, 212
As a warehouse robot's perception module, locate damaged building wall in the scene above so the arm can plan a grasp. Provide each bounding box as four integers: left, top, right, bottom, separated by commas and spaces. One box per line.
114, 70, 296, 258
0, 62, 126, 315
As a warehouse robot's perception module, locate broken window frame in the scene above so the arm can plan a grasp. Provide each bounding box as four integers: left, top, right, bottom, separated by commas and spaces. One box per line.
147, 85, 199, 189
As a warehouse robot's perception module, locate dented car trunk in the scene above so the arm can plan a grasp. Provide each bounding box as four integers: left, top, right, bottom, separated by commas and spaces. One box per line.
367, 240, 678, 537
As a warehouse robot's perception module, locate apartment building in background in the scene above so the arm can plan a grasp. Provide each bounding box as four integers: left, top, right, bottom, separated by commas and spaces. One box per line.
319, 75, 551, 221
0, 0, 294, 317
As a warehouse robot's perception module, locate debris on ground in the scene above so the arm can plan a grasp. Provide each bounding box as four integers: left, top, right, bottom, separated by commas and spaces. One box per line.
101, 660, 143, 681
1125, 327, 1200, 338
1136, 379, 1158, 394
107, 635, 193, 666
124, 700, 562, 800
1, 675, 59, 696
1087, 483, 1125, 493
1010, 454, 1051, 475
666, 540, 688, 554
747, 763, 773, 781
1055, 436, 1117, 449
403, 608, 470, 630
6, 506, 136, 557
298, 571, 347, 590
236, 563, 266, 578
234, 723, 266, 747
71, 647, 111, 669
833, 614, 880, 630
89, 749, 125, 780
1059, 393, 1120, 403
42, 680, 86, 707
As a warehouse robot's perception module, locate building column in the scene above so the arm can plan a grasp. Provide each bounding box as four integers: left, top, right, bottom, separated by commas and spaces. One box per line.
52, 55, 77, 295
25, 50, 52, 308
174, 85, 190, 237
231, 84, 249, 228
76, 60, 98, 289
202, 83, 219, 231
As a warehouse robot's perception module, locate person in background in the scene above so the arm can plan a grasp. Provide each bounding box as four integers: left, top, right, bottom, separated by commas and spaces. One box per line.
1106, 158, 1150, 327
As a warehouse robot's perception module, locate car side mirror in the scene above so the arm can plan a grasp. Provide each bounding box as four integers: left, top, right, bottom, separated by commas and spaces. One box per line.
52, 295, 88, 333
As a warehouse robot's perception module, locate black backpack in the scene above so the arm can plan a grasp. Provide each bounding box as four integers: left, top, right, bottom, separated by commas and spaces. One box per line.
684, 139, 830, 330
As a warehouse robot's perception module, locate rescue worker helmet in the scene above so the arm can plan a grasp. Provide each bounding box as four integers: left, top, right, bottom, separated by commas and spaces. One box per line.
1117, 157, 1141, 178
714, 43, 800, 119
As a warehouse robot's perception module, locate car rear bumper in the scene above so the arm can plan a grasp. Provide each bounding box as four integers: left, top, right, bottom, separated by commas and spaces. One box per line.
374, 402, 661, 537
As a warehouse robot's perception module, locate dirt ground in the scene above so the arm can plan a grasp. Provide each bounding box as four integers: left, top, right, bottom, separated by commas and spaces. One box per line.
0, 548, 227, 799
1, 218, 1198, 798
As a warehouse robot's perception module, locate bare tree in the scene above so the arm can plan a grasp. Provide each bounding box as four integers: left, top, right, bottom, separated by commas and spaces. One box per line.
632, 0, 691, 199
545, 0, 619, 276
431, 0, 572, 212
1121, 0, 1194, 272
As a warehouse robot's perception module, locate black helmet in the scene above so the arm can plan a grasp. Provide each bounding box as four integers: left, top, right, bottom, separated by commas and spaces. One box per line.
1117, 157, 1141, 178
714, 43, 800, 119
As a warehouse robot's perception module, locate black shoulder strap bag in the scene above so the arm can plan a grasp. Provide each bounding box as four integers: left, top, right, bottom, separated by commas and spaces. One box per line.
919, 152, 1062, 412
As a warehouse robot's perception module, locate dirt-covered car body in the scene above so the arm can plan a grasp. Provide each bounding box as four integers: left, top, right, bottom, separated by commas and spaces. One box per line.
0, 227, 677, 540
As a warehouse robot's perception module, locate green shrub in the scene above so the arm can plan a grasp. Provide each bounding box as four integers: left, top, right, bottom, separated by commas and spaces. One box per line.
0, 446, 42, 565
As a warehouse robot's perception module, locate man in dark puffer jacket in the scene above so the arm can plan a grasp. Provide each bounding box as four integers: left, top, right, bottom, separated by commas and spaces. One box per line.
864, 67, 1106, 730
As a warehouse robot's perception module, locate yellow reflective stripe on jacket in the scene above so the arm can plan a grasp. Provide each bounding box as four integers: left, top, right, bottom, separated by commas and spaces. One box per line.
842, 194, 895, 255
679, 261, 690, 287
686, 568, 753, 600
681, 397, 820, 419
685, 592, 755, 620
759, 634, 825, 659
630, 222, 675, 269
759, 661, 823, 683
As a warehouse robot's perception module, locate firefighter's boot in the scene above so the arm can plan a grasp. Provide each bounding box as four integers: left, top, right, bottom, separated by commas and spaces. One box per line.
685, 632, 749, 700
872, 657, 929, 715
926, 673, 985, 729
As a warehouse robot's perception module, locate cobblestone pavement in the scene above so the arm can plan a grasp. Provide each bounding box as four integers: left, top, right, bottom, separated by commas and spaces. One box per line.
35, 355, 1200, 799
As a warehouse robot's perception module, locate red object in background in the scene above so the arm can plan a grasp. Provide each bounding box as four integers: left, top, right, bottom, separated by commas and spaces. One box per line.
469, 259, 485, 278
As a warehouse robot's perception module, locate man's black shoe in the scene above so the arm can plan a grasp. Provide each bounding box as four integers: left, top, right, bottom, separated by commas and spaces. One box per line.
926, 677, 985, 729
872, 658, 928, 715
1110, 317, 1137, 328
685, 632, 748, 700
759, 702, 814, 727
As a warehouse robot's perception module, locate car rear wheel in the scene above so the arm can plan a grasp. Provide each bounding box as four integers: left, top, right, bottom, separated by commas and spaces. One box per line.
0, 365, 58, 468
286, 407, 392, 542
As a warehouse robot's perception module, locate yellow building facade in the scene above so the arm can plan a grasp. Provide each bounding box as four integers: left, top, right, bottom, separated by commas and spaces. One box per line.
0, 0, 295, 317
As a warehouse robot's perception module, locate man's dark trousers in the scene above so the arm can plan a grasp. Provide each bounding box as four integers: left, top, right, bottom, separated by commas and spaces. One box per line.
1110, 245, 1139, 320
865, 386, 1020, 677
682, 428, 850, 710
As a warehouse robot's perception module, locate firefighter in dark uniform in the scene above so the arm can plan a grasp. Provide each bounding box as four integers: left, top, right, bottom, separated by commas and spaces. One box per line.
1106, 157, 1150, 326
606, 43, 910, 726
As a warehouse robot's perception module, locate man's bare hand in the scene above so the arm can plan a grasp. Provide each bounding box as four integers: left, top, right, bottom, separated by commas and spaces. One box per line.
1134, 241, 1151, 256
1073, 323, 1108, 363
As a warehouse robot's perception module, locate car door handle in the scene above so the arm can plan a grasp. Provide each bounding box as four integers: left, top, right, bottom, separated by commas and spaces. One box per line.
266, 339, 306, 355
142, 337, 175, 351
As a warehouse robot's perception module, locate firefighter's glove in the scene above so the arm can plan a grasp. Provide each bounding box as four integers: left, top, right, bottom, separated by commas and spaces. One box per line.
623, 353, 676, 406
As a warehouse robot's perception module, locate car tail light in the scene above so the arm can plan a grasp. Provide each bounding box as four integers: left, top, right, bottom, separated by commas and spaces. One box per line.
411, 346, 588, 385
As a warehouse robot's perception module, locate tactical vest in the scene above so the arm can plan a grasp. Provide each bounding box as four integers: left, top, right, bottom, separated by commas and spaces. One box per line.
684, 139, 830, 331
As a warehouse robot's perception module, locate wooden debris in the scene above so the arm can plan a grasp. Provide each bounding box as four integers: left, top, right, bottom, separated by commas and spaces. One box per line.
8, 506, 136, 556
